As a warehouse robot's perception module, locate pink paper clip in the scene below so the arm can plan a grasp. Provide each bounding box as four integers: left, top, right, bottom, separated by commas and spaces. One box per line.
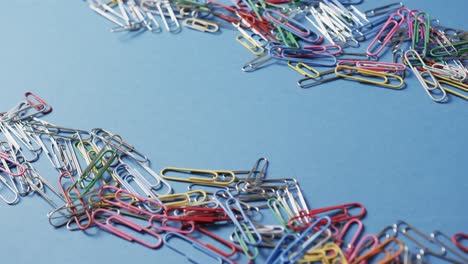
149, 214, 195, 234
335, 219, 364, 257
58, 171, 93, 230
303, 44, 342, 56
367, 12, 406, 57
93, 208, 163, 249
0, 152, 26, 177
24, 91, 52, 114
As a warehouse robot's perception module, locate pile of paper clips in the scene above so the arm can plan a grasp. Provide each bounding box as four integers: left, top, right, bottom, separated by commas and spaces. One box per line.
86, 0, 467, 102
1, 92, 467, 263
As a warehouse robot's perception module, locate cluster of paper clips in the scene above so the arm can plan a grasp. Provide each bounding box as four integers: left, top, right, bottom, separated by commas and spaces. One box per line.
0, 92, 467, 263
87, 0, 467, 102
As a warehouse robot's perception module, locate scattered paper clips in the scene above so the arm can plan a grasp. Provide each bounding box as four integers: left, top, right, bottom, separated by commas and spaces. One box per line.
1, 91, 466, 263
86, 0, 467, 103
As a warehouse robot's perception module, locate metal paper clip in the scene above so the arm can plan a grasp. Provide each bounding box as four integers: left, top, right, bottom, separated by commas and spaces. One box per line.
214, 189, 262, 246
364, 2, 404, 18
404, 49, 447, 102
432, 230, 468, 263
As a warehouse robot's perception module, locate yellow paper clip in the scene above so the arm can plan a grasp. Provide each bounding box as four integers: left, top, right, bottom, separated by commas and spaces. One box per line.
182, 18, 219, 33
158, 190, 207, 206
161, 167, 236, 186
236, 34, 265, 56
335, 65, 404, 89
300, 243, 349, 264
287, 61, 320, 78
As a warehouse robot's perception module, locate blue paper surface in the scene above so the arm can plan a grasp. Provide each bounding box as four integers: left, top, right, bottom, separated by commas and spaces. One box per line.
0, 0, 466, 263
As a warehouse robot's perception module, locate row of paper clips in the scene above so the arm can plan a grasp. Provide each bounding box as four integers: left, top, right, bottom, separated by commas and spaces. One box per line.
86, 0, 468, 103
0, 92, 467, 263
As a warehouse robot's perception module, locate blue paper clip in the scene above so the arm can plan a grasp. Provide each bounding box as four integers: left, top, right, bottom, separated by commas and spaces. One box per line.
337, 0, 363, 5
278, 216, 331, 264
265, 234, 297, 264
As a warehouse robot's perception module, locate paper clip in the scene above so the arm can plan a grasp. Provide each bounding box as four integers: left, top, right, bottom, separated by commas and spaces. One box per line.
161, 167, 235, 186
423, 72, 468, 101
430, 40, 468, 57
182, 18, 219, 33
335, 218, 364, 257
288, 202, 366, 231
395, 220, 446, 258
300, 242, 348, 264
92, 128, 148, 163
355, 61, 406, 73
452, 233, 468, 253
404, 49, 447, 102
58, 171, 93, 230
163, 232, 234, 264
191, 226, 245, 258
100, 185, 165, 215
347, 234, 379, 263
158, 190, 207, 206
214, 189, 262, 246
149, 214, 195, 234
288, 61, 320, 78
67, 147, 118, 200
277, 216, 331, 264
335, 65, 404, 89
297, 68, 341, 88
304, 44, 342, 56
272, 47, 337, 67
431, 231, 468, 263
411, 11, 430, 57
351, 237, 404, 264
0, 152, 26, 177
264, 10, 322, 44
364, 2, 404, 18
93, 208, 163, 249
367, 12, 405, 57
119, 154, 173, 196
0, 174, 19, 205
24, 92, 53, 115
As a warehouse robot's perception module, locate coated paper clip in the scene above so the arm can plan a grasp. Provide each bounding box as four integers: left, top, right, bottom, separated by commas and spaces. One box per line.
271, 216, 331, 264
93, 208, 163, 249
163, 232, 235, 264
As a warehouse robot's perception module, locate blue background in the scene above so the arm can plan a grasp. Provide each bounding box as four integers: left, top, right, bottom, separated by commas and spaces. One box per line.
0, 0, 466, 263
